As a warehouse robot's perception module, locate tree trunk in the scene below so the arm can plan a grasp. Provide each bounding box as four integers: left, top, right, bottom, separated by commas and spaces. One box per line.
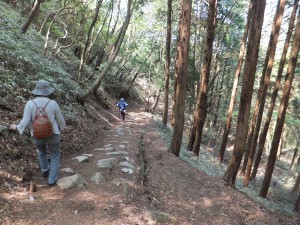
78, 0, 132, 100
170, 74, 177, 127
20, 0, 42, 34
285, 143, 300, 184
243, 0, 286, 187
151, 91, 161, 112
250, 0, 299, 180
18, 0, 24, 22
169, 0, 191, 157
295, 190, 300, 213
162, 0, 172, 127
260, 10, 300, 198
223, 0, 266, 186
218, 0, 252, 163
213, 60, 226, 127
78, 0, 103, 80
192, 0, 218, 156
293, 173, 300, 194
126, 72, 139, 94
39, 11, 55, 35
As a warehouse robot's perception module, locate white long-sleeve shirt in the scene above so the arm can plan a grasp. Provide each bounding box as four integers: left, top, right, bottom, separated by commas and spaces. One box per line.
17, 97, 66, 136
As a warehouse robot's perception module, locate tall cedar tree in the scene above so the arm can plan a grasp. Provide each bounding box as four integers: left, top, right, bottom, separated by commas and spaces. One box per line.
223, 0, 266, 186
243, 0, 286, 187
250, 0, 299, 181
218, 0, 253, 162
260, 9, 300, 198
169, 0, 192, 157
162, 0, 172, 126
192, 0, 218, 156
241, 0, 285, 175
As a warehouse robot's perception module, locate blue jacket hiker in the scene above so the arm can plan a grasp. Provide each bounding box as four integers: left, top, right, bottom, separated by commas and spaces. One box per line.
116, 98, 128, 122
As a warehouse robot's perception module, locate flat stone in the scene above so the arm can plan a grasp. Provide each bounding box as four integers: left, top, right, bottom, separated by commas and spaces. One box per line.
121, 168, 133, 174
145, 211, 178, 224
106, 151, 128, 156
111, 178, 135, 187
119, 161, 134, 168
72, 156, 89, 163
91, 172, 105, 184
57, 174, 86, 190
105, 147, 115, 151
104, 144, 113, 147
96, 158, 118, 169
93, 148, 106, 151
119, 145, 126, 149
60, 168, 75, 174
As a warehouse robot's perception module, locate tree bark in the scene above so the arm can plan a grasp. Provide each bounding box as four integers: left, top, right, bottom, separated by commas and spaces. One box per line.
243, 0, 286, 187
78, 0, 103, 80
223, 0, 266, 186
18, 0, 24, 22
260, 10, 300, 198
192, 0, 218, 156
169, 0, 192, 157
295, 189, 300, 212
250, 0, 299, 180
218, 0, 252, 163
20, 0, 42, 34
293, 173, 300, 194
162, 0, 172, 127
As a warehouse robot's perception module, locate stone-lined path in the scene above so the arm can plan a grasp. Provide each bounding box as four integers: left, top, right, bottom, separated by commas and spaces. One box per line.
57, 124, 139, 190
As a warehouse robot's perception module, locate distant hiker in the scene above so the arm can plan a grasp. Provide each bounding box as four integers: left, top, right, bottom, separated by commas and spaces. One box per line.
10, 80, 66, 186
116, 98, 128, 122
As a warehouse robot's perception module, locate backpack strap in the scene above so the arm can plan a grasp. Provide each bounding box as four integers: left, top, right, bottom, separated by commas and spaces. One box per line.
32, 99, 52, 110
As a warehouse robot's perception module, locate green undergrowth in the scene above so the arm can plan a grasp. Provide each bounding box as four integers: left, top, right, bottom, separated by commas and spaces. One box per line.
0, 2, 84, 124
151, 115, 299, 217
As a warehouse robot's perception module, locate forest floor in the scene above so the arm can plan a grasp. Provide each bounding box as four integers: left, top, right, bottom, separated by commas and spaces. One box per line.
0, 96, 300, 225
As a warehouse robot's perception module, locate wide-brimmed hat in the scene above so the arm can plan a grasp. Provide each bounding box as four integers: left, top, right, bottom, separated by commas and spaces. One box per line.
31, 80, 54, 96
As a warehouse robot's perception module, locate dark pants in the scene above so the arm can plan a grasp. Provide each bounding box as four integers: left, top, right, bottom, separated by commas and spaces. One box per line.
120, 109, 125, 121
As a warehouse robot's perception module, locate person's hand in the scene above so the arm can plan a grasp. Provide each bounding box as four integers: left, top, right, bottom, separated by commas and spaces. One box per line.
9, 124, 17, 130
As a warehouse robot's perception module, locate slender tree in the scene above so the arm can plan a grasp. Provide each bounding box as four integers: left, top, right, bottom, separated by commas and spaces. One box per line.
218, 0, 253, 162
78, 0, 103, 80
20, 0, 42, 34
260, 9, 300, 198
295, 190, 300, 212
192, 0, 218, 156
250, 0, 299, 180
223, 0, 266, 186
162, 0, 172, 126
243, 0, 286, 187
169, 0, 192, 157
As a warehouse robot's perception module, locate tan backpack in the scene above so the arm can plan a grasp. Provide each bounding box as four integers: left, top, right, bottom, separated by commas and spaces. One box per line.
32, 99, 53, 139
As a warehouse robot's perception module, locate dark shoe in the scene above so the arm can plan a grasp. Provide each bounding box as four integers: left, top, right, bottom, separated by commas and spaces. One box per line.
48, 181, 57, 186
42, 170, 49, 178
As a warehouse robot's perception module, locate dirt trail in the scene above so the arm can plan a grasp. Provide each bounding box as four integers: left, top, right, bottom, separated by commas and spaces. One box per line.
1, 105, 299, 225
